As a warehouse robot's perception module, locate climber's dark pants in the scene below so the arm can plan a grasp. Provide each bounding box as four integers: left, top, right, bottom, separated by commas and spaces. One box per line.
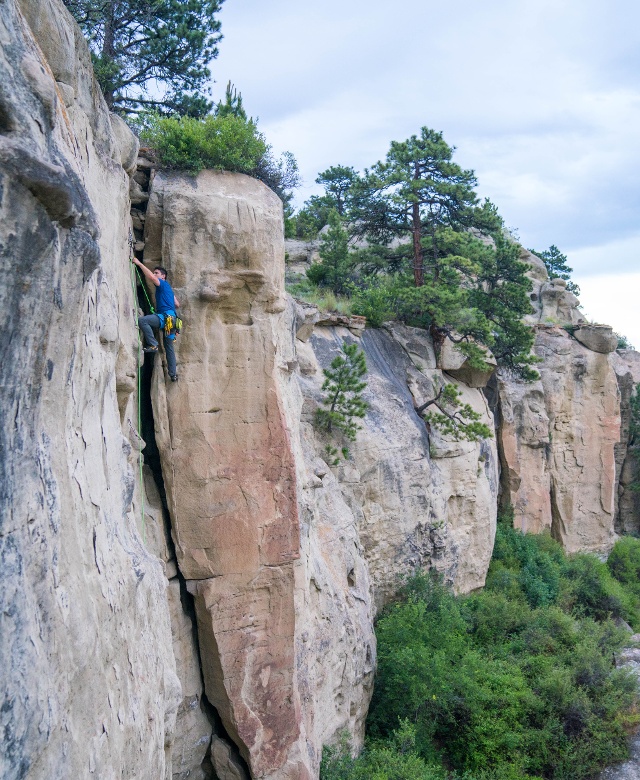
138, 314, 177, 377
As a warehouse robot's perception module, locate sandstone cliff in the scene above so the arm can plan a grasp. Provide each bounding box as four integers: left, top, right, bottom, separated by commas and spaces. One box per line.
2, 2, 639, 779
1, 1, 179, 778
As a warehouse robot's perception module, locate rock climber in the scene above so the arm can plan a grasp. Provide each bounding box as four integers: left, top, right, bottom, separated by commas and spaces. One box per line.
131, 257, 180, 382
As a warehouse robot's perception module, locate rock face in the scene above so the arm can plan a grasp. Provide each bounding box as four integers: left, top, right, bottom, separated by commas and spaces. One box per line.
142, 172, 499, 778
3, 3, 640, 779
1, 2, 180, 779
498, 327, 621, 553
145, 171, 310, 779
613, 351, 640, 535
143, 171, 382, 779
295, 322, 499, 604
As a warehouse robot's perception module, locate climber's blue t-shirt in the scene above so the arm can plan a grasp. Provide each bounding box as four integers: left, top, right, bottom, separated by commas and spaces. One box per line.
155, 278, 175, 314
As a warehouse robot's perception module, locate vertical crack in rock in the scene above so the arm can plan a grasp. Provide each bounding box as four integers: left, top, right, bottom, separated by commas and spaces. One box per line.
137, 341, 251, 780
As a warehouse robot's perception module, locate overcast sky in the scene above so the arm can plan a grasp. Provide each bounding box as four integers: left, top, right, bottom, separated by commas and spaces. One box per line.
210, 0, 640, 345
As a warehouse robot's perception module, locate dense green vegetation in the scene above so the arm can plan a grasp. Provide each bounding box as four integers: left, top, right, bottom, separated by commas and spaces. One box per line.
139, 112, 266, 173
136, 85, 300, 203
321, 525, 640, 780
64, 0, 224, 116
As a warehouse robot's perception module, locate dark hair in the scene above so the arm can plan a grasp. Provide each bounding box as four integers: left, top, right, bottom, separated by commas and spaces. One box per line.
155, 266, 168, 279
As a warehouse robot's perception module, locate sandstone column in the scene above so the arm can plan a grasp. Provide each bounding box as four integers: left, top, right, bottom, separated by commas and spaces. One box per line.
146, 171, 310, 778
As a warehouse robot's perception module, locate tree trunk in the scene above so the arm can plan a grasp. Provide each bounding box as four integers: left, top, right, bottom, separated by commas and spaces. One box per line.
412, 164, 423, 287
101, 0, 116, 109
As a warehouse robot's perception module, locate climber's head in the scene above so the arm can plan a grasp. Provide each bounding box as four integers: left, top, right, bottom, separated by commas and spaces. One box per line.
153, 266, 168, 281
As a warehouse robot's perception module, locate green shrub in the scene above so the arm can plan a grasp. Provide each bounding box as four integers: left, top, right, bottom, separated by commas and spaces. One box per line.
139, 113, 267, 173
321, 723, 448, 780
351, 277, 398, 327
561, 554, 639, 627
364, 529, 639, 779
607, 536, 640, 599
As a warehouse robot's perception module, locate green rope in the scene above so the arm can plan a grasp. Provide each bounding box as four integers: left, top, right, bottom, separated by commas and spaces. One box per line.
134, 264, 155, 314
129, 256, 147, 544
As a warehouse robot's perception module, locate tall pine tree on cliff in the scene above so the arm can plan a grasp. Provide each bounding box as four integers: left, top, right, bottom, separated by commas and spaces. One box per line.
345, 128, 535, 377
349, 128, 487, 287
63, 0, 224, 116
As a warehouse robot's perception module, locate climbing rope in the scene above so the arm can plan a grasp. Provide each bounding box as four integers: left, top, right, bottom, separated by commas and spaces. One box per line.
134, 263, 155, 314
129, 231, 147, 544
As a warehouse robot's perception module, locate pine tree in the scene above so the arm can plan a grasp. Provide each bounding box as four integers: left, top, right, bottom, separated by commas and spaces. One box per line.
306, 210, 351, 294
294, 165, 359, 237
470, 233, 538, 380
315, 165, 358, 217
349, 128, 483, 287
529, 244, 580, 295
215, 81, 247, 120
315, 344, 368, 460
63, 0, 224, 116
416, 383, 493, 442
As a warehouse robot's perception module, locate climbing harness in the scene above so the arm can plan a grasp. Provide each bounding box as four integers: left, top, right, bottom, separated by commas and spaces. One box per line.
163, 313, 183, 338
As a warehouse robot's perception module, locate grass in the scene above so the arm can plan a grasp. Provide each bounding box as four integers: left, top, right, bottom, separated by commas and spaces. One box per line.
286, 278, 353, 316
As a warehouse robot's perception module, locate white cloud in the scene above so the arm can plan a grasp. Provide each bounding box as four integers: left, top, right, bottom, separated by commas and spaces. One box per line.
569, 234, 640, 276
575, 272, 640, 348
210, 0, 640, 325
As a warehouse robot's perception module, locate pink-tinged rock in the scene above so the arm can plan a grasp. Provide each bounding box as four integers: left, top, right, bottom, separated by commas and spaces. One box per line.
192, 568, 311, 779
147, 171, 311, 779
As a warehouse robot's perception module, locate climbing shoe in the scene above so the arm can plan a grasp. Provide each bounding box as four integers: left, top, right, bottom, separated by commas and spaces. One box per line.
170, 374, 178, 382
143, 346, 158, 353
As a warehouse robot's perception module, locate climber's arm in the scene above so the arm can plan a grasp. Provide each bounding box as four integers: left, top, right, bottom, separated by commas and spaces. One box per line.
132, 257, 160, 287
174, 295, 180, 308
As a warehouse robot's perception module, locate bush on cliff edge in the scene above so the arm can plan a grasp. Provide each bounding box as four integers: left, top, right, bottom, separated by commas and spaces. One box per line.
139, 113, 267, 174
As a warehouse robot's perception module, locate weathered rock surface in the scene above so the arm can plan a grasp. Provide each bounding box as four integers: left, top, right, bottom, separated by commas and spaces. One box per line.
522, 248, 585, 328
574, 324, 619, 354
3, 3, 640, 779
146, 171, 310, 779
613, 350, 640, 535
437, 335, 497, 388
498, 327, 620, 552
296, 321, 499, 603
1, 2, 180, 778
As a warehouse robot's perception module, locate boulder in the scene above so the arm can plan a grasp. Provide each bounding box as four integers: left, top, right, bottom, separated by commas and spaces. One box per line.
573, 324, 619, 353
211, 736, 250, 780
437, 336, 497, 388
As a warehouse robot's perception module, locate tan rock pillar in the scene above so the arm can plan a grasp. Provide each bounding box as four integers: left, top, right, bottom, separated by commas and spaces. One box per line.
146, 171, 309, 778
